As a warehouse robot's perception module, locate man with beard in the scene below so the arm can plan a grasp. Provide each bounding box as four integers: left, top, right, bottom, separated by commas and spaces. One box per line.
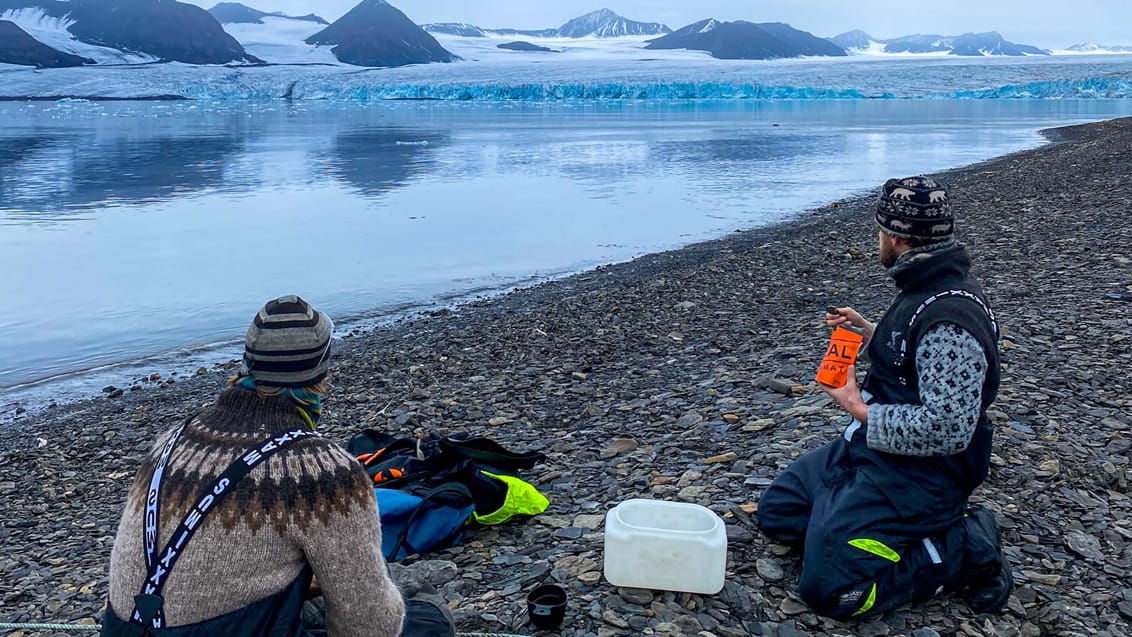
757, 177, 1013, 620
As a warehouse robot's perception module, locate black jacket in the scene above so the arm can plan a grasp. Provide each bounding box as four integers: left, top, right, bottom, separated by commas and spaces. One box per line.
855, 243, 1001, 527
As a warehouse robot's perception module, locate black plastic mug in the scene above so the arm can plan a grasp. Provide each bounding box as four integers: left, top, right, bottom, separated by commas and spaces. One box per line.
526, 583, 567, 630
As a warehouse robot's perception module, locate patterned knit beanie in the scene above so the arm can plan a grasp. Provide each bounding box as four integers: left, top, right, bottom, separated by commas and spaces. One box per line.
239, 295, 333, 388
875, 176, 954, 241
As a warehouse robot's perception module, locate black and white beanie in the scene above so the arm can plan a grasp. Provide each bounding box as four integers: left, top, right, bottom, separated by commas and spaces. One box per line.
240, 295, 333, 388
875, 176, 954, 241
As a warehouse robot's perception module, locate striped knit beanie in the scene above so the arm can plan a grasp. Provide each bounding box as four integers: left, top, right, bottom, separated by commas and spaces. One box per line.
239, 295, 333, 388
875, 176, 954, 241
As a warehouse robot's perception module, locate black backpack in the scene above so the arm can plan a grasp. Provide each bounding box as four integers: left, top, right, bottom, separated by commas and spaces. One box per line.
346, 431, 546, 560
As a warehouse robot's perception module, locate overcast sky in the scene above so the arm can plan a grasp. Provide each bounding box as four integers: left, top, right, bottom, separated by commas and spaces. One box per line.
187, 1, 1132, 49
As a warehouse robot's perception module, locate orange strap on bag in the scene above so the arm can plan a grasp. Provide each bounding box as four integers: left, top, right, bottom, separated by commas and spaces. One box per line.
816, 326, 864, 388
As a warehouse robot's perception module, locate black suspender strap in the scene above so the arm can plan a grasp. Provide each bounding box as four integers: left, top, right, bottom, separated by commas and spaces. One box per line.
895, 289, 1000, 382
143, 416, 194, 578
131, 423, 322, 629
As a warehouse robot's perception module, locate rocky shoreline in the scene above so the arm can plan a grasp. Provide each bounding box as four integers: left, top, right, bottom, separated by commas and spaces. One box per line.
2, 117, 1131, 637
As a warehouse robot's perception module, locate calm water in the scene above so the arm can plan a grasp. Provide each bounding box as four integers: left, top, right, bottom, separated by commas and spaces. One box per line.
2, 98, 1131, 406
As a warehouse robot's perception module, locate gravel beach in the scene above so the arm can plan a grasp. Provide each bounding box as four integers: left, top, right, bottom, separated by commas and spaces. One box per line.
2, 116, 1130, 637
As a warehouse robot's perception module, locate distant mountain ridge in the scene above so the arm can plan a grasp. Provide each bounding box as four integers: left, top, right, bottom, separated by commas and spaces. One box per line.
830, 30, 1048, 56
306, 0, 455, 67
557, 9, 669, 37
830, 29, 873, 51
425, 8, 670, 39
0, 19, 93, 67
482, 27, 558, 38
422, 22, 486, 37
648, 19, 846, 60
1065, 43, 1132, 53
0, 0, 259, 64
209, 2, 327, 25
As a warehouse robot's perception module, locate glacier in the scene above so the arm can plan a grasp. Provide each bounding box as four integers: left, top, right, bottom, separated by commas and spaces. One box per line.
219, 16, 337, 65
946, 78, 1132, 99
1, 53, 1131, 101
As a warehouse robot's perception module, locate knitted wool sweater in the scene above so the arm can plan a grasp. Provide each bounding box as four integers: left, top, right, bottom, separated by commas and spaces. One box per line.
107, 387, 404, 637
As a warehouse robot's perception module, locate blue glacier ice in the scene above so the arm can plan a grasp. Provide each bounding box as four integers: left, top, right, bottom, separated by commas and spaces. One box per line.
944, 78, 1132, 99
2, 55, 1132, 101
326, 82, 877, 101
69, 77, 1132, 102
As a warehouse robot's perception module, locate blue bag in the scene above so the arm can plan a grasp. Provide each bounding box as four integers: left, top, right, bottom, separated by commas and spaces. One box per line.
374, 483, 476, 562
349, 430, 547, 561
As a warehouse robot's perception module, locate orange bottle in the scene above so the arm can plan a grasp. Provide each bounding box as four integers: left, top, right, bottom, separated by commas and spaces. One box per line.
816, 326, 864, 388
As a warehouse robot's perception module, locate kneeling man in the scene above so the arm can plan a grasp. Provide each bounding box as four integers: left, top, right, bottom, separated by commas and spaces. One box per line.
758, 177, 1013, 620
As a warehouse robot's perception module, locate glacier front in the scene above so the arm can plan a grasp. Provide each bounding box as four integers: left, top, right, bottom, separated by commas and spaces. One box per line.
1, 52, 1132, 101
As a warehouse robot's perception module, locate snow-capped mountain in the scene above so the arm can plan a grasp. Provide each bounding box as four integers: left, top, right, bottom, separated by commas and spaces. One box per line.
947, 32, 1048, 56
425, 9, 669, 40
556, 9, 669, 38
832, 30, 1048, 56
0, 0, 259, 64
305, 0, 455, 67
1063, 43, 1132, 54
421, 22, 487, 38
209, 3, 327, 25
829, 30, 875, 51
0, 19, 93, 67
647, 19, 846, 60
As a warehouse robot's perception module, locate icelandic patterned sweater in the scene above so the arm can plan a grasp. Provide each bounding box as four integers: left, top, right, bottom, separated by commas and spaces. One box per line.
866, 322, 987, 456
864, 242, 990, 457
107, 387, 404, 637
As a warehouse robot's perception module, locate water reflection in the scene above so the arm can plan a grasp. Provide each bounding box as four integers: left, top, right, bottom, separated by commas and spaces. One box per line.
649, 132, 838, 165
0, 135, 71, 216
69, 135, 247, 208
0, 135, 57, 172
0, 117, 450, 219
323, 127, 448, 197
0, 132, 250, 216
3, 99, 1131, 398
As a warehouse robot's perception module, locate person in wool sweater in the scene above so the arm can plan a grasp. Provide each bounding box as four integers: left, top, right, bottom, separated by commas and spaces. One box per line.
101, 295, 406, 637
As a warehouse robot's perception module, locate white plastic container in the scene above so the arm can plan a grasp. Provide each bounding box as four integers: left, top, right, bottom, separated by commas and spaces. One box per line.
603, 499, 727, 594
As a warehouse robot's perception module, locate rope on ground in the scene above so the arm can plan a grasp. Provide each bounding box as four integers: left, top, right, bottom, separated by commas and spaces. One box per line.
0, 624, 529, 637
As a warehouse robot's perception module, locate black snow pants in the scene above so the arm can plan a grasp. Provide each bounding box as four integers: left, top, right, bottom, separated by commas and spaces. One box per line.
757, 437, 970, 620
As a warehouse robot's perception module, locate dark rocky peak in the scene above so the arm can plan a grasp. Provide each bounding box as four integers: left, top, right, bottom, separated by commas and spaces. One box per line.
305, 0, 455, 67
647, 19, 846, 60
